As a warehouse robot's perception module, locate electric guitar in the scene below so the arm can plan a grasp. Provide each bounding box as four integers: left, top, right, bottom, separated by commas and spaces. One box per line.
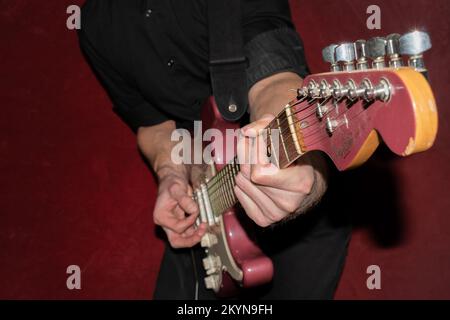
192, 31, 438, 296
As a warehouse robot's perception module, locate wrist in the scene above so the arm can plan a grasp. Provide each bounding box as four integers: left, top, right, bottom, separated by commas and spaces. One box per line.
156, 163, 189, 182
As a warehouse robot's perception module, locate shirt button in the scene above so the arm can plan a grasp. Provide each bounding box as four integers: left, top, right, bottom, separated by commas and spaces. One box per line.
145, 9, 152, 17
167, 59, 175, 67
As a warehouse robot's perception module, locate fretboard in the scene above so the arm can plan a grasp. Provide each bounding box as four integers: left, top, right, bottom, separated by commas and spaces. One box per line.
206, 156, 240, 217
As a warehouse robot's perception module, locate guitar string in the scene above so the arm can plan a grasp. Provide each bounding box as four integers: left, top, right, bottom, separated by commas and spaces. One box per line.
207, 165, 238, 204
202, 99, 350, 196
199, 97, 376, 214
204, 99, 346, 201
205, 99, 371, 207
302, 101, 373, 147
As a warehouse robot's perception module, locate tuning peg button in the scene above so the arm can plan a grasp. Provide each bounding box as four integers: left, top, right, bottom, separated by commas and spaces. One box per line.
399, 30, 432, 55
322, 44, 341, 72
336, 43, 356, 71
367, 37, 387, 69
399, 31, 432, 74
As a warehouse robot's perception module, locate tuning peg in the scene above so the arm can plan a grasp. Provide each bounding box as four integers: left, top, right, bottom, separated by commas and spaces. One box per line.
386, 33, 403, 68
367, 37, 387, 69
354, 40, 369, 70
335, 43, 356, 71
399, 30, 432, 74
322, 44, 341, 72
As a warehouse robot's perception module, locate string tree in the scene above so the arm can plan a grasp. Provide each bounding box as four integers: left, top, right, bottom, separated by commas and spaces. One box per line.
316, 101, 331, 119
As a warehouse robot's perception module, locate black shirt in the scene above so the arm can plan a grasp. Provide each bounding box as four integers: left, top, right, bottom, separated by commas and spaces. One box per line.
79, 0, 309, 131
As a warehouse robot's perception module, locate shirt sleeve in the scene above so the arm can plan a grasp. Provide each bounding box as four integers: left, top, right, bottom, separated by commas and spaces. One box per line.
242, 0, 310, 89
78, 28, 169, 133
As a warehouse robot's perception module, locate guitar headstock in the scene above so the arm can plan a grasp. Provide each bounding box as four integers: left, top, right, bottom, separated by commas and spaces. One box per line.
269, 31, 438, 171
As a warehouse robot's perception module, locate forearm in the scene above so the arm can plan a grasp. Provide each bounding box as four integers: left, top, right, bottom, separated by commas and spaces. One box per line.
248, 72, 301, 121
137, 120, 188, 181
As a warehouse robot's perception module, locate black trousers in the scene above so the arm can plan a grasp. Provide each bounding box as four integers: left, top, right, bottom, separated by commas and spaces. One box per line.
153, 199, 351, 300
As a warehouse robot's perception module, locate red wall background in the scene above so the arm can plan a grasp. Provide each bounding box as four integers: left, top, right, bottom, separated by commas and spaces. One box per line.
0, 0, 449, 299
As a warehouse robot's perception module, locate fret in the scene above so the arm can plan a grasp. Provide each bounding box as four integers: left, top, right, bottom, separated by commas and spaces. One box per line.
222, 166, 230, 210
225, 165, 236, 204
207, 172, 221, 213
218, 170, 228, 213
217, 172, 227, 212
220, 169, 230, 210
210, 180, 219, 215
203, 157, 241, 218
212, 173, 224, 214
223, 166, 233, 209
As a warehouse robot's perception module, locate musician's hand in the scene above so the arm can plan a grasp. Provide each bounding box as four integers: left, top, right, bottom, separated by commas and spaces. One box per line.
234, 114, 326, 227
153, 170, 207, 248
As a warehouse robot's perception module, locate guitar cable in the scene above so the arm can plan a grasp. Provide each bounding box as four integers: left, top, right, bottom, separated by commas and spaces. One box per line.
190, 248, 200, 300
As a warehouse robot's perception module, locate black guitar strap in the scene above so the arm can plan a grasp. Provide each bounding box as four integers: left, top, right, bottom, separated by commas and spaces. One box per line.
208, 0, 248, 122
